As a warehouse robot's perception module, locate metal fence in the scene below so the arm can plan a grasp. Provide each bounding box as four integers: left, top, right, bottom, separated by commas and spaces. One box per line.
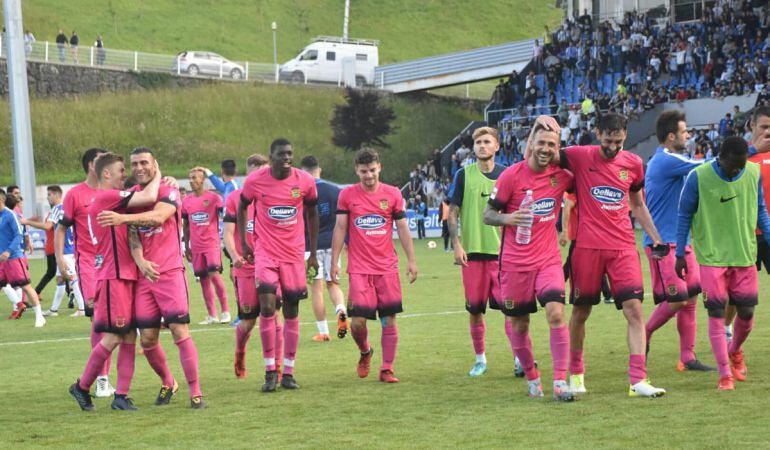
0, 37, 279, 83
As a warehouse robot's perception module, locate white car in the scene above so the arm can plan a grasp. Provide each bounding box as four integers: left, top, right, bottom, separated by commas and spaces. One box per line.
172, 51, 245, 80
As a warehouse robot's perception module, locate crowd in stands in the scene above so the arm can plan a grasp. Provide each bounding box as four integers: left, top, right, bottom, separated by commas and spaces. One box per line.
407, 1, 770, 211
489, 0, 770, 142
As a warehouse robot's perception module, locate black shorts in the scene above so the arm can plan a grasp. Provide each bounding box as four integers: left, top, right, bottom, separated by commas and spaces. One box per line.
757, 236, 770, 274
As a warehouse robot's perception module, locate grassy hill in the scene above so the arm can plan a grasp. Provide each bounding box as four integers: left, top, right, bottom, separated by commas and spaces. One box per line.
18, 0, 561, 64
0, 83, 481, 186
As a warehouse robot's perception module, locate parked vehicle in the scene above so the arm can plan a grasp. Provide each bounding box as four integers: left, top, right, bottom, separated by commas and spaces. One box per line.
280, 36, 379, 87
171, 51, 245, 80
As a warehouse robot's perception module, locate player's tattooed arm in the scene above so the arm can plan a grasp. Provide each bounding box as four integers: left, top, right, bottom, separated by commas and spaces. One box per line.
483, 204, 531, 227
128, 225, 143, 251
97, 202, 175, 228
448, 204, 468, 267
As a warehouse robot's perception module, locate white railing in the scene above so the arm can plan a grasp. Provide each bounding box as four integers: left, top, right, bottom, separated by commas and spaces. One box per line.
0, 37, 278, 83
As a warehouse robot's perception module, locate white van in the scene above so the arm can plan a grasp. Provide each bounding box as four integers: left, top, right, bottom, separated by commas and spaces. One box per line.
280, 36, 379, 87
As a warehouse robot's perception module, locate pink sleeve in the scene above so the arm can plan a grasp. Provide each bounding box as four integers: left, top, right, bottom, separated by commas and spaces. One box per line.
99, 190, 133, 212
241, 173, 258, 203
490, 168, 514, 208
336, 188, 349, 213
61, 190, 76, 225
304, 176, 318, 205
224, 194, 237, 221
630, 158, 645, 192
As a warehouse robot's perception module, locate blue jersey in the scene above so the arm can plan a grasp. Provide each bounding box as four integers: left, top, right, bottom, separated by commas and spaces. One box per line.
643, 146, 706, 246
208, 174, 239, 201
0, 207, 24, 260
306, 179, 340, 250
49, 204, 75, 255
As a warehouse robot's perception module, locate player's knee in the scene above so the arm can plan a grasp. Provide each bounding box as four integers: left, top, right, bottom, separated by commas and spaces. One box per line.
571, 306, 591, 323
260, 305, 276, 318
667, 301, 685, 313
282, 303, 299, 319
382, 315, 397, 327
707, 308, 725, 319
169, 323, 190, 341
736, 306, 754, 321
351, 318, 366, 330
546, 311, 565, 328
140, 334, 159, 348
511, 316, 529, 334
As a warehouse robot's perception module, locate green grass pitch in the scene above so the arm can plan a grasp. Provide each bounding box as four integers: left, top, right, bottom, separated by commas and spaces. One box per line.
2, 233, 769, 448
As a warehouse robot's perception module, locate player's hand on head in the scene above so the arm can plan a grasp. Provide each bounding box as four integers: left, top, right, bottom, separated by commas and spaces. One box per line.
535, 115, 560, 134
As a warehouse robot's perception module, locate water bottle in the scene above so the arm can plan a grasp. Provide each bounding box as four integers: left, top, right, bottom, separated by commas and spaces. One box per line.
516, 190, 535, 245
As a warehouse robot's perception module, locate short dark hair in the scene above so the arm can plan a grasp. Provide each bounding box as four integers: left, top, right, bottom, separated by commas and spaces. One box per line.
81, 148, 107, 174
130, 146, 154, 156
6, 185, 19, 195
354, 148, 380, 165
752, 105, 770, 124
5, 194, 18, 210
655, 110, 686, 144
270, 138, 292, 154
719, 136, 749, 158
300, 155, 319, 170
47, 185, 63, 195
123, 176, 138, 190
597, 113, 628, 134
221, 159, 236, 176
94, 152, 124, 181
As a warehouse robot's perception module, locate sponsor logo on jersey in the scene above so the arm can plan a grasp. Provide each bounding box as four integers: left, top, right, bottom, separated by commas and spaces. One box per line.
354, 214, 387, 230
291, 187, 301, 198
268, 206, 298, 220
590, 186, 625, 204
95, 254, 104, 269
191, 212, 210, 223
531, 198, 556, 216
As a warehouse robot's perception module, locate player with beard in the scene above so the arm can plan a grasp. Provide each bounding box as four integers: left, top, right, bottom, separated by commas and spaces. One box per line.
330, 148, 417, 383
95, 147, 205, 409
643, 110, 713, 372
527, 113, 667, 397
238, 138, 319, 392
484, 119, 575, 401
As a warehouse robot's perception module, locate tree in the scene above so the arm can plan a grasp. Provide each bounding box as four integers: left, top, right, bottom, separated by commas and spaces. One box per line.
331, 88, 396, 150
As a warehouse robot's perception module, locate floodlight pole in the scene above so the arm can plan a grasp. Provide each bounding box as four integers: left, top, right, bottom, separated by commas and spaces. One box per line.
343, 0, 350, 39
3, 0, 37, 217
272, 22, 278, 82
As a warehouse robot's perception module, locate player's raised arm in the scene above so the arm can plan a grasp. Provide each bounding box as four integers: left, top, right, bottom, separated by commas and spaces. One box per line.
97, 202, 176, 228
394, 217, 418, 283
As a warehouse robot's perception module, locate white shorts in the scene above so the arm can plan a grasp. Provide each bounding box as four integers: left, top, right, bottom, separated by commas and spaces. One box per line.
56, 254, 77, 279
304, 248, 340, 282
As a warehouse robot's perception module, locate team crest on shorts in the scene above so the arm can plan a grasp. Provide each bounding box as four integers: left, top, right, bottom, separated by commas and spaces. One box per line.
347, 300, 354, 311
243, 304, 251, 313
379, 200, 389, 210
504, 299, 514, 310
573, 288, 580, 299
667, 285, 678, 296
619, 169, 628, 181
87, 298, 95, 309
291, 187, 301, 198
116, 316, 126, 328
550, 176, 558, 187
